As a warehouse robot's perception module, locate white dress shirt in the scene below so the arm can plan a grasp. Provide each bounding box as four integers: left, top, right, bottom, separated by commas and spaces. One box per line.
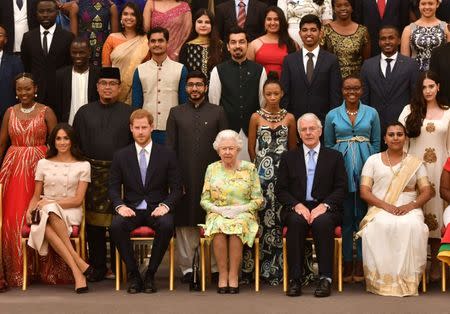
380, 52, 398, 77
40, 24, 56, 52
69, 69, 89, 125
14, 0, 28, 52
302, 45, 320, 73
0, 50, 3, 65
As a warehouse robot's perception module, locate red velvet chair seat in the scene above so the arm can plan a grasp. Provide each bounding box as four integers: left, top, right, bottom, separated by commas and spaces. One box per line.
21, 224, 80, 238
282, 226, 342, 238
130, 226, 155, 237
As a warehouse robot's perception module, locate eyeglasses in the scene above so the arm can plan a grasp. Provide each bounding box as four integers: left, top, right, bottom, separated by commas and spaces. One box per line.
186, 82, 205, 88
98, 80, 120, 87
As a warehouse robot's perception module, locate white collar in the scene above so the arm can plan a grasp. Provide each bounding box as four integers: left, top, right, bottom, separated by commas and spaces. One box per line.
135, 141, 153, 155
150, 56, 170, 66
0, 50, 3, 61
235, 0, 249, 6
381, 51, 398, 61
302, 45, 320, 59
40, 24, 56, 35
303, 143, 320, 157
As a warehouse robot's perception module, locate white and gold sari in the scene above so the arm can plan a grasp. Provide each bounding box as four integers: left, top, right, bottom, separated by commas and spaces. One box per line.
358, 153, 429, 297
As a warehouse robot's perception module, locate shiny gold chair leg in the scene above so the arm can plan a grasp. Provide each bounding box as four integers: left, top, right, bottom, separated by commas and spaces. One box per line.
115, 248, 120, 291
206, 238, 211, 284
254, 238, 260, 292
442, 262, 446, 292
22, 239, 28, 291
200, 238, 206, 292
422, 271, 427, 293
283, 237, 287, 292
122, 259, 127, 285
337, 238, 343, 292
169, 237, 174, 291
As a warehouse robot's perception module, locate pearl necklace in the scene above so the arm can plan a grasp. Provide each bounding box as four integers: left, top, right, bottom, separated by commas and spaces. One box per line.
386, 150, 405, 176
346, 109, 358, 116
20, 102, 36, 114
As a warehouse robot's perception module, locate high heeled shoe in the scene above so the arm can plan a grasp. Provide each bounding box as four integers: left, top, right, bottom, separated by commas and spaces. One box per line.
228, 286, 239, 294
75, 286, 89, 294
217, 286, 229, 294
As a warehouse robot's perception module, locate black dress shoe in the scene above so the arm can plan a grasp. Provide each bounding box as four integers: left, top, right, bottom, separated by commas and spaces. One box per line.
127, 273, 143, 294
286, 280, 302, 297
181, 272, 193, 284
228, 286, 239, 294
86, 268, 107, 282
143, 272, 157, 293
217, 286, 229, 294
75, 286, 89, 294
83, 265, 94, 277
314, 278, 332, 297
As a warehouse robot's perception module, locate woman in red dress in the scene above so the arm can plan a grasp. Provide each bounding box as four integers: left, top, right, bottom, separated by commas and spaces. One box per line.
247, 6, 298, 77
0, 73, 57, 290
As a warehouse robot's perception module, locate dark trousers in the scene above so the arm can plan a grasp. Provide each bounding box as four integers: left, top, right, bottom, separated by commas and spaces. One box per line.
87, 224, 115, 273
110, 210, 174, 276
284, 202, 339, 281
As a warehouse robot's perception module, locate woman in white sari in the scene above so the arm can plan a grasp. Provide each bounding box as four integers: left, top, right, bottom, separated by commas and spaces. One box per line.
359, 122, 433, 297
102, 2, 149, 104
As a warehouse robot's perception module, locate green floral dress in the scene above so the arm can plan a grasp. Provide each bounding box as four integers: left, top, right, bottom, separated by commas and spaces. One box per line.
200, 161, 264, 247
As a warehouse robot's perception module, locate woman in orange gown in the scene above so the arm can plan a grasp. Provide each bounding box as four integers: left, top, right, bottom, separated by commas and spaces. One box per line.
0, 73, 57, 290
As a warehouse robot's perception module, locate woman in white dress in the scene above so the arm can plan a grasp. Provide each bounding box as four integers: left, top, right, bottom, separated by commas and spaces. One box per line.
26, 123, 92, 293
277, 0, 332, 45
399, 70, 450, 281
359, 122, 432, 297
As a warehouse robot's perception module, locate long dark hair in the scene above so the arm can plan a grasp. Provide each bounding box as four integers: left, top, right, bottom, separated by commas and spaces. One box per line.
186, 9, 222, 72
46, 123, 84, 161
121, 2, 145, 36
405, 71, 448, 138
265, 6, 296, 54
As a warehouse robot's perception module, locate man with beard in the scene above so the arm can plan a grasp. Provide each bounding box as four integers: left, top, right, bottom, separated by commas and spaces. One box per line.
360, 25, 419, 148
20, 0, 73, 109
132, 26, 187, 145
281, 14, 342, 126
73, 67, 134, 282
54, 38, 100, 124
209, 26, 266, 161
166, 71, 228, 284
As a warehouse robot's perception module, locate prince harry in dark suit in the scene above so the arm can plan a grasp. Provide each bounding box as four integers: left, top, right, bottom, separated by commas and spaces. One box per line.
109, 109, 183, 294
276, 113, 347, 297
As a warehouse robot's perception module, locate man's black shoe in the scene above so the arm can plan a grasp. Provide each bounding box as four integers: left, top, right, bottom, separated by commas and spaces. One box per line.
181, 272, 192, 284
286, 279, 302, 297
127, 273, 143, 294
314, 278, 331, 297
143, 271, 157, 293
86, 268, 107, 282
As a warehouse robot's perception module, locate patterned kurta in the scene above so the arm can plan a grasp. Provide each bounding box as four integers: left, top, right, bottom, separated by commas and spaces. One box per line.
399, 105, 450, 238
200, 160, 263, 246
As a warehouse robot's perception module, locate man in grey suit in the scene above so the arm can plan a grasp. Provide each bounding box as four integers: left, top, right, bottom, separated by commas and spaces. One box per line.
360, 25, 419, 144
281, 14, 342, 125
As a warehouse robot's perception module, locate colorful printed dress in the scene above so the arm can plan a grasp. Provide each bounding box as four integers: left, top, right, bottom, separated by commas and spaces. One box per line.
0, 107, 48, 288
409, 22, 447, 71
78, 0, 113, 66
200, 160, 263, 247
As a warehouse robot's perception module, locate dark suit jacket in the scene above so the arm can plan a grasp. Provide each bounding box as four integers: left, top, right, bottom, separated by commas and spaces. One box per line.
430, 43, 450, 103
54, 65, 101, 122
353, 0, 409, 56
0, 52, 23, 117
275, 146, 347, 223
109, 143, 183, 213
0, 0, 38, 53
215, 0, 267, 42
281, 49, 342, 123
360, 53, 419, 132
20, 25, 73, 109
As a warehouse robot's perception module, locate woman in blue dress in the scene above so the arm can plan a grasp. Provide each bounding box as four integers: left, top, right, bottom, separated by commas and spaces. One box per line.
324, 75, 380, 283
